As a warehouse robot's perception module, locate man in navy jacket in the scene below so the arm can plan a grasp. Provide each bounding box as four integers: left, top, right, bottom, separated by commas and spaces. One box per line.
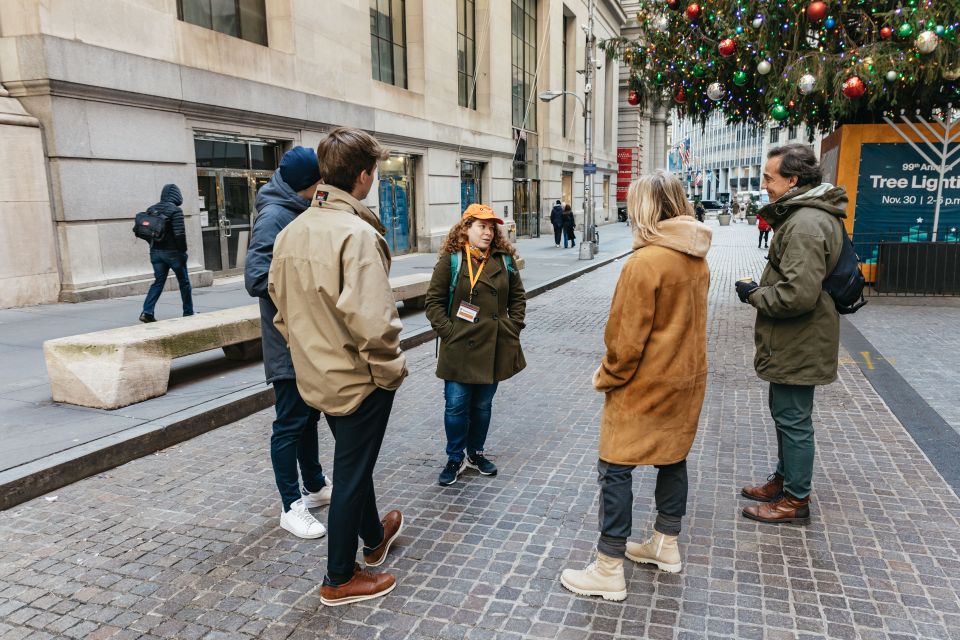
245, 146, 330, 539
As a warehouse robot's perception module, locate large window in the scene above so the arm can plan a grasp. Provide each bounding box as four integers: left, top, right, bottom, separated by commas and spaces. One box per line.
511, 0, 537, 131
177, 0, 267, 46
562, 15, 570, 137
371, 0, 408, 88
458, 0, 477, 109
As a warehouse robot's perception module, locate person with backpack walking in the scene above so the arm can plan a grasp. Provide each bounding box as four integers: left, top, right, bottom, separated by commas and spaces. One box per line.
559, 171, 711, 601
138, 184, 193, 322
757, 214, 771, 249
424, 204, 526, 487
561, 203, 576, 248
735, 143, 848, 526
245, 146, 331, 540
550, 199, 564, 247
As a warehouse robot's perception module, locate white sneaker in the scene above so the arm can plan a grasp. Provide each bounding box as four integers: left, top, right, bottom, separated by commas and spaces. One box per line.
280, 499, 326, 539
301, 481, 333, 508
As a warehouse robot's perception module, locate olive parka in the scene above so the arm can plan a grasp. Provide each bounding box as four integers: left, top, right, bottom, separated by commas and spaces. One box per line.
750, 183, 847, 386
424, 248, 527, 384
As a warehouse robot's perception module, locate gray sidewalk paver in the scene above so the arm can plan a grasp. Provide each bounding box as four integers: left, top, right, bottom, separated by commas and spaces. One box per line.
1, 222, 959, 639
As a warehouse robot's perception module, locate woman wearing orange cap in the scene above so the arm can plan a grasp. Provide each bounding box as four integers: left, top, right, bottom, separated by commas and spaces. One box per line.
424, 204, 527, 487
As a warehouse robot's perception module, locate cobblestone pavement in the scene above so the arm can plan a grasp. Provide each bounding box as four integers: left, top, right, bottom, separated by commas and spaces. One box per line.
2, 224, 960, 640
847, 301, 960, 435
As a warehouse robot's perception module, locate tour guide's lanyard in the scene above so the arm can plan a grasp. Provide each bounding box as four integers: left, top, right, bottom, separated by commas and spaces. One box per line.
465, 245, 489, 302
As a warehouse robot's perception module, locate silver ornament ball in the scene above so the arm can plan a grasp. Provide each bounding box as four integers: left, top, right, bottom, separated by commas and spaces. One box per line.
652, 15, 669, 32
916, 30, 939, 54
885, 70, 898, 82
752, 16, 764, 29
798, 74, 816, 95
707, 82, 725, 101
757, 60, 772, 75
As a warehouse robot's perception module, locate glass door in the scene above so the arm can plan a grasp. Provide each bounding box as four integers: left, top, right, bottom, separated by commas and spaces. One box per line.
513, 179, 540, 238
378, 155, 417, 255
196, 170, 272, 274
198, 172, 223, 272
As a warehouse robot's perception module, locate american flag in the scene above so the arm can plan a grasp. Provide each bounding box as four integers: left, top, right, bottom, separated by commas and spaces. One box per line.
680, 138, 691, 167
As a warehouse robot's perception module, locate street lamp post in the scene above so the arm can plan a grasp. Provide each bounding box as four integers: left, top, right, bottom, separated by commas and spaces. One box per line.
538, 0, 596, 260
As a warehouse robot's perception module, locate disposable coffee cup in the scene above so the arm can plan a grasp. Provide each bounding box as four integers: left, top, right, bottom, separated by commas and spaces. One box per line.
737, 277, 753, 283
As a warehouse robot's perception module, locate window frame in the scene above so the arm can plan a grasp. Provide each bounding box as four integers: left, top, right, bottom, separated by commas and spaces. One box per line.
511, 0, 537, 131
370, 0, 408, 89
457, 0, 477, 109
176, 0, 268, 46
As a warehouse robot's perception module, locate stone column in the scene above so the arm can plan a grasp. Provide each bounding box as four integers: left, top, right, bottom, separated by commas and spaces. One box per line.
0, 83, 60, 308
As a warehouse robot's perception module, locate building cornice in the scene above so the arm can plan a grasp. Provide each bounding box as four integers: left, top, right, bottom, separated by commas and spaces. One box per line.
600, 0, 630, 25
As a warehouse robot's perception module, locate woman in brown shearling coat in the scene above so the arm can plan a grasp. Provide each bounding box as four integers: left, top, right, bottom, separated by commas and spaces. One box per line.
561, 171, 712, 602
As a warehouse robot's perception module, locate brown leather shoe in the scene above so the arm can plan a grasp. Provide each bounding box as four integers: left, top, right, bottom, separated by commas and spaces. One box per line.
742, 493, 811, 525
320, 564, 396, 607
363, 509, 403, 567
741, 473, 784, 502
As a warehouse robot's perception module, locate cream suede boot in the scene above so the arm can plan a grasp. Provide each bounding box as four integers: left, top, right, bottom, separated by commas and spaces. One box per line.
625, 531, 682, 573
559, 552, 627, 601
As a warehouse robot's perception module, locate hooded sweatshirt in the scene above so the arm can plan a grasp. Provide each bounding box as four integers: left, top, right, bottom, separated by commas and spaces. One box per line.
750, 183, 848, 385
268, 184, 407, 416
149, 184, 187, 253
244, 171, 313, 383
594, 215, 712, 465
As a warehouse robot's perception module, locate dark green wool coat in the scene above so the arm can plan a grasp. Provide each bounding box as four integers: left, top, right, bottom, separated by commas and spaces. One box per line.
424, 249, 527, 384
751, 184, 848, 386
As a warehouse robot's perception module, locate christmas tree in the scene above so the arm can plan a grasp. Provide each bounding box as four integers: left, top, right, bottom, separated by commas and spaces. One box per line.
602, 1, 960, 132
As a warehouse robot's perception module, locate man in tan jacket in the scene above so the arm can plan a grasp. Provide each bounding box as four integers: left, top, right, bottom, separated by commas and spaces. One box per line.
269, 128, 407, 606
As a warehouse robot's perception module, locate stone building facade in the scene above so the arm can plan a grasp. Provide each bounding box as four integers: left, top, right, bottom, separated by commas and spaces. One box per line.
0, 0, 627, 307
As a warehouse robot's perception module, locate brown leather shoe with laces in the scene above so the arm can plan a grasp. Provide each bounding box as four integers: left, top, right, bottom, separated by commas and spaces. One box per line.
320, 564, 396, 607
742, 493, 810, 525
363, 510, 403, 567
740, 473, 784, 502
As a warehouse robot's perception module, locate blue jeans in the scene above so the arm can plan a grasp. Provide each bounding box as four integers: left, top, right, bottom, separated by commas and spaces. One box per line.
563, 228, 576, 248
443, 381, 498, 461
143, 249, 193, 316
271, 379, 327, 511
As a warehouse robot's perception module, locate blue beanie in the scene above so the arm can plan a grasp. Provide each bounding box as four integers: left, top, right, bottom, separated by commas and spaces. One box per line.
279, 146, 322, 192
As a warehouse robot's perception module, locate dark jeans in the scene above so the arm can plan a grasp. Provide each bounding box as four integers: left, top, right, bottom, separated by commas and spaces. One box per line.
596, 459, 688, 558
563, 227, 576, 248
758, 229, 770, 247
270, 379, 326, 511
770, 383, 816, 499
552, 224, 562, 245
324, 387, 395, 585
443, 381, 498, 461
143, 249, 193, 316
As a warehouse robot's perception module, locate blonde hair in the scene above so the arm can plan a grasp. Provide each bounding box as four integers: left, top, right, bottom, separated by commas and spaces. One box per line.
441, 217, 519, 259
626, 171, 694, 244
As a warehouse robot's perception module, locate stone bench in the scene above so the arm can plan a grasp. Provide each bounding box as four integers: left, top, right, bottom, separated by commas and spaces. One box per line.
42, 273, 453, 409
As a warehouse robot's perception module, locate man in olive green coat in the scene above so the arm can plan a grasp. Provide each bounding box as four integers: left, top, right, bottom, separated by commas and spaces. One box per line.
734, 143, 847, 525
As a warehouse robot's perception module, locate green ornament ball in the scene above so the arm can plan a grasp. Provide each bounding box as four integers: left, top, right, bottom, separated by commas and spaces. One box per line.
653, 71, 666, 85
770, 104, 789, 121
733, 70, 748, 86
692, 63, 706, 78
897, 23, 914, 38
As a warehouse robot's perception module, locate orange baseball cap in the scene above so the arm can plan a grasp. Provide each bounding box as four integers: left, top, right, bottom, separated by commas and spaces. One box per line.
462, 203, 504, 225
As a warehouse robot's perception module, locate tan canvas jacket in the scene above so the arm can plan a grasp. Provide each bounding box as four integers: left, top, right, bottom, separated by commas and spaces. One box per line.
268, 184, 407, 416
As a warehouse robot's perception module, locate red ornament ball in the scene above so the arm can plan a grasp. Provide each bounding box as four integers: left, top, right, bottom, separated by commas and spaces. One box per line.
806, 2, 828, 23
665, 0, 682, 10
628, 89, 641, 106
880, 26, 893, 39
842, 76, 866, 98
684, 3, 702, 20
718, 38, 736, 57
673, 87, 687, 103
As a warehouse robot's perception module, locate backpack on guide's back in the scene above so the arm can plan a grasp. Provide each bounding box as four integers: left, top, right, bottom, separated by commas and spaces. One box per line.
133, 210, 169, 245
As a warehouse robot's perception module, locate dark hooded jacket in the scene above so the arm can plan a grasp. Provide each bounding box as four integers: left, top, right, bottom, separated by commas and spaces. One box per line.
149, 184, 187, 253
750, 183, 848, 386
550, 202, 563, 226
245, 171, 312, 383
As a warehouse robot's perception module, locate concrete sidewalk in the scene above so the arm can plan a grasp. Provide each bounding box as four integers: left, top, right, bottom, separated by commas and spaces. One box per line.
0, 222, 636, 508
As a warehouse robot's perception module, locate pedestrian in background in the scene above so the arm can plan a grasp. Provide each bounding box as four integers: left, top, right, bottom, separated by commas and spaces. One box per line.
550, 199, 564, 247
561, 171, 712, 601
139, 184, 193, 322
270, 128, 407, 606
735, 143, 847, 526
757, 214, 771, 249
694, 200, 705, 223
424, 204, 526, 487
245, 146, 331, 540
561, 203, 576, 248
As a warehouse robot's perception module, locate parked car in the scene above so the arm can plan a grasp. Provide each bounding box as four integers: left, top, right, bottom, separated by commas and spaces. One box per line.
699, 200, 725, 217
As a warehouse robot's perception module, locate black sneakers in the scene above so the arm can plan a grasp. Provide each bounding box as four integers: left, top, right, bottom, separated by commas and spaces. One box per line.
438, 458, 465, 486
466, 452, 498, 476
139, 312, 156, 323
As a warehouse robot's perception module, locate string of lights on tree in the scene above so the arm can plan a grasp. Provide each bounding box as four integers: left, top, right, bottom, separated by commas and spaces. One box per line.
600, 1, 960, 132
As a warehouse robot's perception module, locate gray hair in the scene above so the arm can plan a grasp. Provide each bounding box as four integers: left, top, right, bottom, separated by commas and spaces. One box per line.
767, 143, 822, 188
